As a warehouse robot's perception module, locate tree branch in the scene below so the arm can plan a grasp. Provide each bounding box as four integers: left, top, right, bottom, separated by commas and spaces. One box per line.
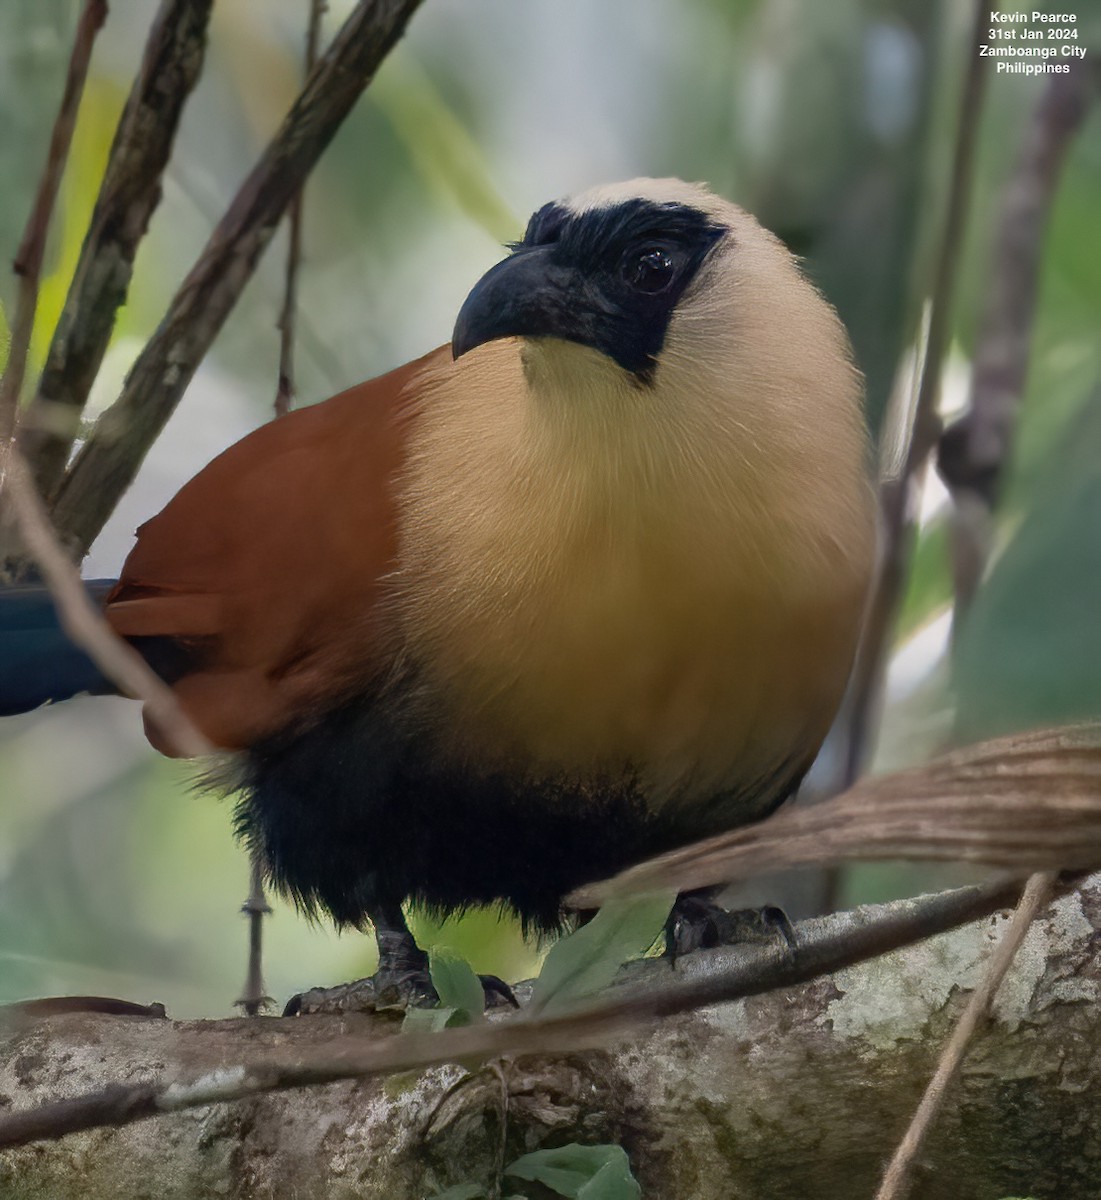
44, 0, 424, 562
571, 724, 1101, 905
274, 0, 328, 419
12, 0, 215, 501
0, 877, 1030, 1151
0, 0, 108, 447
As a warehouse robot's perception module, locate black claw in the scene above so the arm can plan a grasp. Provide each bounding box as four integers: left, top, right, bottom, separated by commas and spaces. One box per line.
665, 893, 798, 963
759, 904, 799, 952
479, 973, 520, 1009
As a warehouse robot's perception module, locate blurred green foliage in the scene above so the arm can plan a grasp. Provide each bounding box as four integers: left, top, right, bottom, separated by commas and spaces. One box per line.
0, 0, 1098, 1015
949, 101, 1101, 741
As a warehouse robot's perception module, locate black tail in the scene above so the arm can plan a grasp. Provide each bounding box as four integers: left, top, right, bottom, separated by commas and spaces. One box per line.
0, 581, 119, 716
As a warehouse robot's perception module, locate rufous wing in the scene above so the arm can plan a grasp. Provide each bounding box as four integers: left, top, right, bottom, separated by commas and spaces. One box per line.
105, 348, 444, 754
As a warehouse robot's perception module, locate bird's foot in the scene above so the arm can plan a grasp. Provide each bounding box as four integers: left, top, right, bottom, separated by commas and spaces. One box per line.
283, 966, 436, 1016
283, 969, 517, 1016
283, 903, 518, 1016
665, 893, 797, 962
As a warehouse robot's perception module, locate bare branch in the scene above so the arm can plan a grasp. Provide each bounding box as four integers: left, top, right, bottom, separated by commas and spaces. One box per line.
2, 997, 166, 1019
842, 0, 992, 781
1, 447, 211, 758
876, 870, 1058, 1200
570, 724, 1101, 906
0, 877, 1030, 1151
937, 63, 1094, 618
12, 0, 215, 501
0, 0, 108, 446
45, 0, 425, 562
274, 0, 328, 419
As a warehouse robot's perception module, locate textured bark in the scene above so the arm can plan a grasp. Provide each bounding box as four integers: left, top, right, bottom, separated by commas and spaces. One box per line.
2, 877, 1099, 1199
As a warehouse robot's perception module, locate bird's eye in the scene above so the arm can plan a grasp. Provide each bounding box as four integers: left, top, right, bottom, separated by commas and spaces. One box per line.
623, 245, 676, 294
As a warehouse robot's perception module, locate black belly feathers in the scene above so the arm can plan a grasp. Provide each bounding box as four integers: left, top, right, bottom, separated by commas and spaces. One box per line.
232, 667, 809, 935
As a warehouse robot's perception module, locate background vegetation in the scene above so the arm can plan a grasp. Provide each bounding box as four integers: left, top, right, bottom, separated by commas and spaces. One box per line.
0, 0, 1098, 1018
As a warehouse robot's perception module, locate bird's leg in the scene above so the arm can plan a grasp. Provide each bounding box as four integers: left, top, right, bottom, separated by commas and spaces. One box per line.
665, 887, 798, 963
283, 902, 434, 1016
374, 900, 432, 979
283, 902, 516, 1016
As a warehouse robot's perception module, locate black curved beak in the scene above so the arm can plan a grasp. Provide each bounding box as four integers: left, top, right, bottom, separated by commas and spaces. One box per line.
452, 246, 601, 360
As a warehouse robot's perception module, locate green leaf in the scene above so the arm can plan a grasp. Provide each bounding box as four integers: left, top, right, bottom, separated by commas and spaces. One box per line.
578, 1157, 642, 1200
505, 1144, 639, 1198
528, 891, 675, 1017
401, 948, 486, 1031
401, 1004, 456, 1033
954, 396, 1101, 742
34, 77, 130, 361
897, 517, 952, 638
428, 947, 487, 1021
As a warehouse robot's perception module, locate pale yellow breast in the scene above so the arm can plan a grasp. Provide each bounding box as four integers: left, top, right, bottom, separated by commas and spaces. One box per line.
390, 341, 874, 822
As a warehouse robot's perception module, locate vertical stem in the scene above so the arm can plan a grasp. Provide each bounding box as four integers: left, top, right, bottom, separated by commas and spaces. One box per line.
243, 0, 331, 1014
237, 851, 273, 1016
274, 0, 328, 418
0, 0, 108, 447
937, 63, 1093, 624
842, 0, 992, 784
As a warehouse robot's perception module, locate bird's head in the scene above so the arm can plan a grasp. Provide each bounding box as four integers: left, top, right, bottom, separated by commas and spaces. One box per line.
451, 178, 859, 417
446, 177, 872, 575
453, 177, 729, 385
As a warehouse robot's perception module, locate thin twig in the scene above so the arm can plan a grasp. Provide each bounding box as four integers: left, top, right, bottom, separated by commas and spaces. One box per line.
10, 0, 215, 505
875, 870, 1058, 1200
275, 0, 328, 418
242, 0, 330, 1016
45, 0, 425, 562
842, 0, 991, 783
236, 853, 273, 1016
0, 0, 108, 447
0, 877, 1032, 1150
1, 447, 211, 759
937, 63, 1094, 621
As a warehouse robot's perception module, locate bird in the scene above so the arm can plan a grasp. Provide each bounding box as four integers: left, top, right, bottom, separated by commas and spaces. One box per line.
0, 178, 876, 1011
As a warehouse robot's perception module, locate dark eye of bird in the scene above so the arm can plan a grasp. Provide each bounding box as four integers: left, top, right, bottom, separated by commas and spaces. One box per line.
624, 245, 676, 294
